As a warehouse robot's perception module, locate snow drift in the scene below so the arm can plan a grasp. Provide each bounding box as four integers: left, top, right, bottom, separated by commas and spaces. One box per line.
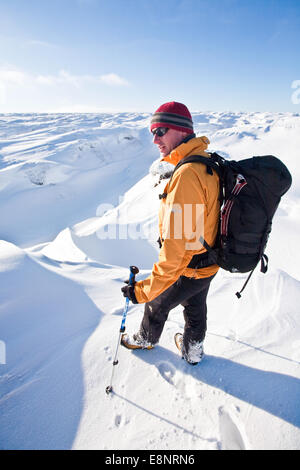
0, 111, 299, 450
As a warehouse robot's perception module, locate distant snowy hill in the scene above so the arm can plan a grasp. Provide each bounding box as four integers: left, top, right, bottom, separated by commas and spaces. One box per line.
0, 111, 299, 450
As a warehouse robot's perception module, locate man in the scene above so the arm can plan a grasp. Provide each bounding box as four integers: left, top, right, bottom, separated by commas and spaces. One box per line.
121, 101, 220, 365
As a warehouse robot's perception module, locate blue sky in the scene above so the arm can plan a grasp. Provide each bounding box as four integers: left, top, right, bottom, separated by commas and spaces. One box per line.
0, 0, 300, 113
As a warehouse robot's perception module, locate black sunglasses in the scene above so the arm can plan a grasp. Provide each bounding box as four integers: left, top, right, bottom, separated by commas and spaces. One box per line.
151, 127, 169, 137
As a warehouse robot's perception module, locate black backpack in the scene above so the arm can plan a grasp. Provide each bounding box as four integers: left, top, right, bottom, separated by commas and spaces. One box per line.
161, 152, 292, 297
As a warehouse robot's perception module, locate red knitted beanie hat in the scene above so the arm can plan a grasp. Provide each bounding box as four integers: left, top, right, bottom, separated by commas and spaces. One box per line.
150, 101, 194, 134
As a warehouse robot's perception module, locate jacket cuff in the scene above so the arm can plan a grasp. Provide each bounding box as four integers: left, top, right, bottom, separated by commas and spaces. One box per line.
134, 282, 147, 304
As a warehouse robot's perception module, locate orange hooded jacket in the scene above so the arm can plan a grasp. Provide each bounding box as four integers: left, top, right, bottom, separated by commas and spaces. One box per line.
134, 135, 220, 304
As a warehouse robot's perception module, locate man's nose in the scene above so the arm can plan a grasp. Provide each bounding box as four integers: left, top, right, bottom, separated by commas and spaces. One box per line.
153, 133, 161, 144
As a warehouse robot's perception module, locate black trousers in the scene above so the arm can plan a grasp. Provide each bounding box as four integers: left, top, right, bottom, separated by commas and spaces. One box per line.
139, 274, 215, 350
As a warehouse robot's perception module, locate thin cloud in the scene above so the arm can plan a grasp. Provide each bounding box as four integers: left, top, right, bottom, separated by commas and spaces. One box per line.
99, 73, 130, 87
0, 66, 131, 108
36, 70, 83, 88
0, 68, 26, 85
0, 68, 26, 103
0, 67, 130, 89
24, 39, 58, 49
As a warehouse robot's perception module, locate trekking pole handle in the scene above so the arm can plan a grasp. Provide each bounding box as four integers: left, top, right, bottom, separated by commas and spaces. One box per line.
129, 265, 139, 285
119, 266, 139, 333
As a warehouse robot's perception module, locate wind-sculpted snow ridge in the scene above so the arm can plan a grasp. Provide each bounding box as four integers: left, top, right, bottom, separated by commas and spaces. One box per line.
0, 111, 299, 450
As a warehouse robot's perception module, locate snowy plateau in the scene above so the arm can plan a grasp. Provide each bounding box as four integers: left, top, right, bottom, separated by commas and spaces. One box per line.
0, 111, 300, 450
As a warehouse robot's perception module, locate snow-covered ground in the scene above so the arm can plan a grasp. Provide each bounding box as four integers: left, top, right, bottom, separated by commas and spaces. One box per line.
0, 111, 299, 450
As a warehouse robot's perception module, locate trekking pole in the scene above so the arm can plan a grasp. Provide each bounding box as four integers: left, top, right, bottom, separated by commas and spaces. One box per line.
106, 265, 139, 395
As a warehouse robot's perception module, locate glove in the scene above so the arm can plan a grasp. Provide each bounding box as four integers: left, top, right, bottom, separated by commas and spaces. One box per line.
121, 281, 138, 304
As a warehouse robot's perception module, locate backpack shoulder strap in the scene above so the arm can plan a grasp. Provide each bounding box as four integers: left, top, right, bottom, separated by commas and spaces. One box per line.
174, 154, 222, 178
159, 153, 223, 199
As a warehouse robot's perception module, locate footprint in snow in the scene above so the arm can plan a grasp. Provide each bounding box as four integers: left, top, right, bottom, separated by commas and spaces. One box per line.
104, 345, 112, 361
156, 361, 198, 399
114, 414, 130, 428
114, 414, 122, 427
157, 361, 176, 385
218, 405, 251, 450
